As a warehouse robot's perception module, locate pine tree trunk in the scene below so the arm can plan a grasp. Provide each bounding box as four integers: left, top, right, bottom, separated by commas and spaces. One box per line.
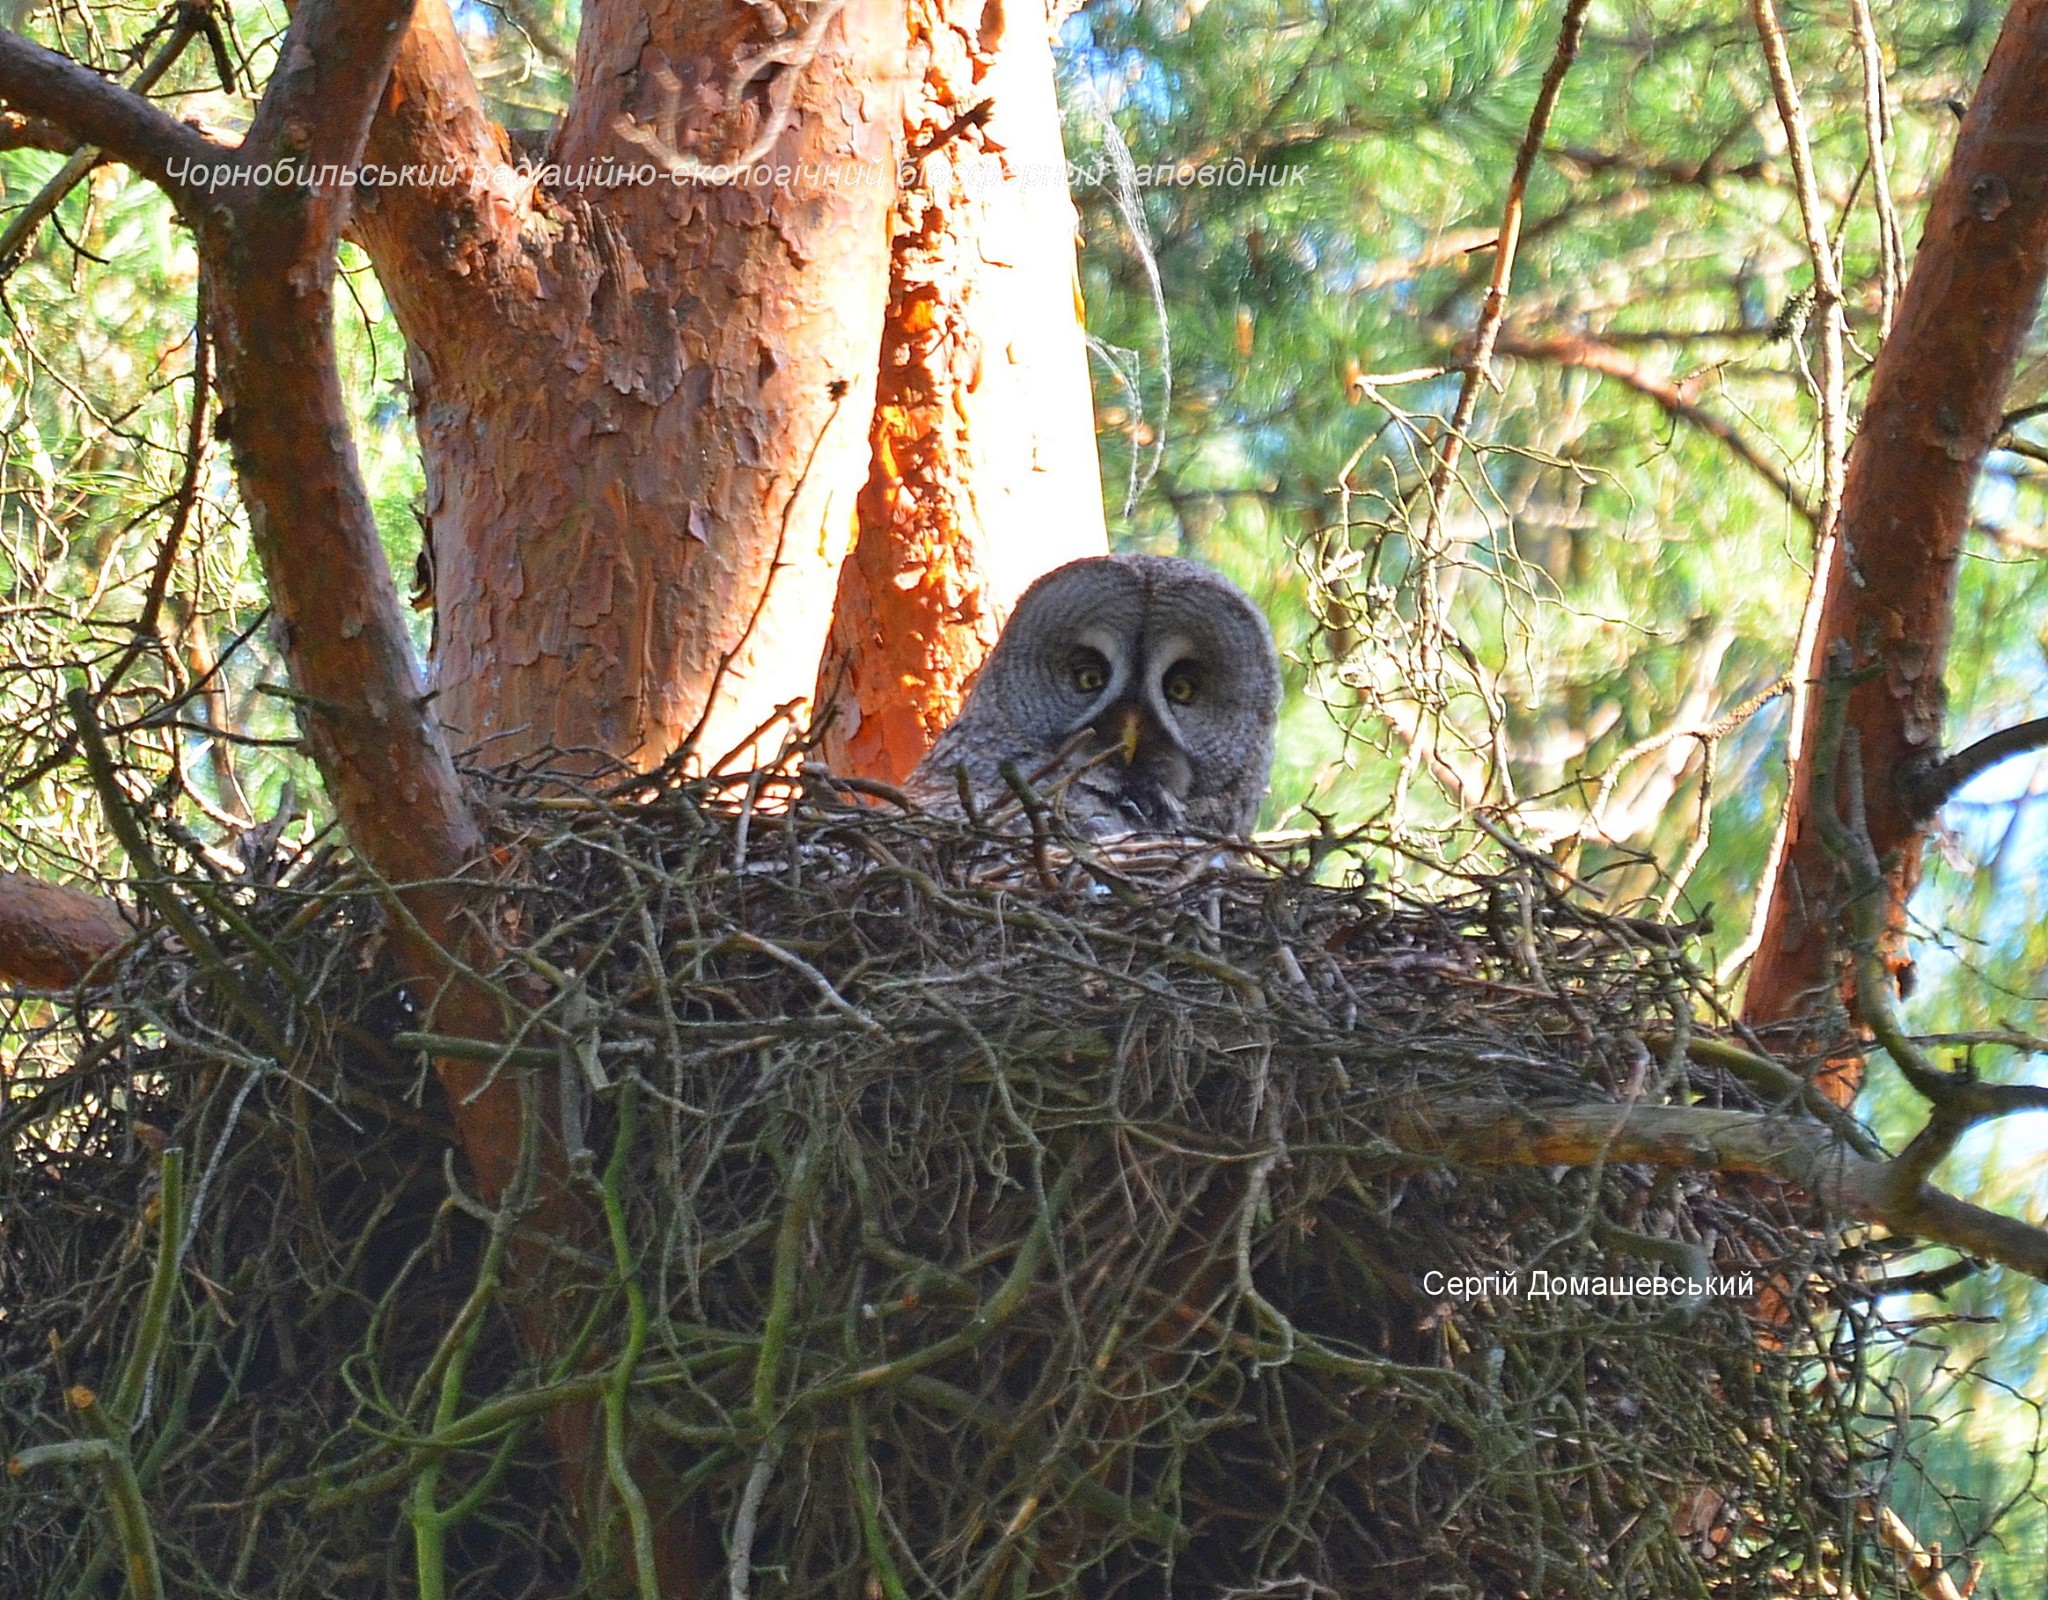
1743, 0, 2048, 1034
353, 0, 902, 774
812, 0, 1106, 783
1, 6, 1106, 1580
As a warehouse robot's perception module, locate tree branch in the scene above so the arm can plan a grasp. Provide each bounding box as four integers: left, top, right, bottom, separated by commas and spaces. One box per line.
1899, 713, 2048, 820
1645, 1026, 1880, 1157
346, 0, 528, 347
0, 17, 205, 268
176, 0, 497, 1201
1423, 0, 1591, 534
1749, 0, 1848, 542
0, 872, 129, 988
0, 106, 80, 155
1871, 1504, 1973, 1600
1386, 1096, 2048, 1282
194, 0, 478, 897
242, 0, 417, 170
1493, 329, 1816, 524
1412, 658, 2048, 1286
0, 26, 215, 203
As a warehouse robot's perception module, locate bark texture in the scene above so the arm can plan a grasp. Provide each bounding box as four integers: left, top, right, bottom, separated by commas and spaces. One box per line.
1743, 0, 2048, 1029
4, 0, 654, 1566
812, 0, 1106, 783
354, 0, 901, 773
0, 873, 128, 988
183, 0, 530, 1185
3, 0, 504, 1228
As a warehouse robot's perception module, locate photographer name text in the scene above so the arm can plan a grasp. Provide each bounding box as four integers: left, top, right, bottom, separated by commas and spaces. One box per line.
1422, 1270, 1756, 1301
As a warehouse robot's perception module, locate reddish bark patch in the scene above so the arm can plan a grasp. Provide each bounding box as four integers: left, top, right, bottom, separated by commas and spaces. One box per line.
0, 873, 128, 988
813, 0, 1106, 784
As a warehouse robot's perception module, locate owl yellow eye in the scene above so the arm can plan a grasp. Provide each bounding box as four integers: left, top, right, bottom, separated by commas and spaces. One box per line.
1163, 667, 1199, 705
1070, 651, 1109, 694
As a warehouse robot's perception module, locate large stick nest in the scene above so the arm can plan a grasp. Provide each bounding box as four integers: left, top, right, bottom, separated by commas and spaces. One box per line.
2, 771, 1900, 1597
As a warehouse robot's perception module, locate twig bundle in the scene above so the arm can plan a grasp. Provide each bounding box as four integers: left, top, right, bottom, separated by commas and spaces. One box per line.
1, 772, 1897, 1598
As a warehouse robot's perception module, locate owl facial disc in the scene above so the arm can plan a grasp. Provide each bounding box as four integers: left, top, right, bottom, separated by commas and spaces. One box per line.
906, 553, 1282, 839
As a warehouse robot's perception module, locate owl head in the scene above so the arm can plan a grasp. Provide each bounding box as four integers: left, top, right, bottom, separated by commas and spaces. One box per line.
922, 554, 1282, 837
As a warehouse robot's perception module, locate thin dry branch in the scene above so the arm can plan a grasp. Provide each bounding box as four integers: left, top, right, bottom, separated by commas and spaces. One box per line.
1493, 330, 1815, 523
1749, 0, 1847, 538
1733, 0, 1855, 1002
103, 304, 211, 694
1423, 0, 1591, 526
1850, 0, 1904, 338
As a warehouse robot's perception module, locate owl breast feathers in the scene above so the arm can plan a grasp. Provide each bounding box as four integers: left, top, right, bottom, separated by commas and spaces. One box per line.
907, 554, 1281, 839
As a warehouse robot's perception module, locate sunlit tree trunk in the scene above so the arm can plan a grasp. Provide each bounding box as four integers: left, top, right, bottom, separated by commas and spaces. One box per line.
1, 0, 1108, 1584
354, 0, 900, 774
813, 0, 1106, 782
349, 0, 1103, 785
1742, 0, 2048, 1042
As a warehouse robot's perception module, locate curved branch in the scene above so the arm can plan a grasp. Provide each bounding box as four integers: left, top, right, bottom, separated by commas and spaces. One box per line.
194, 0, 483, 899
1493, 329, 1816, 523
1749, 0, 1847, 540
1899, 713, 2048, 820
0, 18, 204, 267
1872, 1505, 1973, 1600
0, 872, 129, 988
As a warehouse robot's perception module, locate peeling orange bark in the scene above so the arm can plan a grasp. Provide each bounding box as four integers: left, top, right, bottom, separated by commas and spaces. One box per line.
1743, 0, 2048, 1034
812, 0, 1106, 783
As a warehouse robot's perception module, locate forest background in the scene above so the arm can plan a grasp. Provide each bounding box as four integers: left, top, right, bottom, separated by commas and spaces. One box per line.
5, 0, 2048, 1588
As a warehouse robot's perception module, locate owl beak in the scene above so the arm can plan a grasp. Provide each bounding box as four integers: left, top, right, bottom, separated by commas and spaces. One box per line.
1114, 705, 1144, 765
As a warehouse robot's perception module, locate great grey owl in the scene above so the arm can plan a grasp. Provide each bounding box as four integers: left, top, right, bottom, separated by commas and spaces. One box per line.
907, 554, 1281, 838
